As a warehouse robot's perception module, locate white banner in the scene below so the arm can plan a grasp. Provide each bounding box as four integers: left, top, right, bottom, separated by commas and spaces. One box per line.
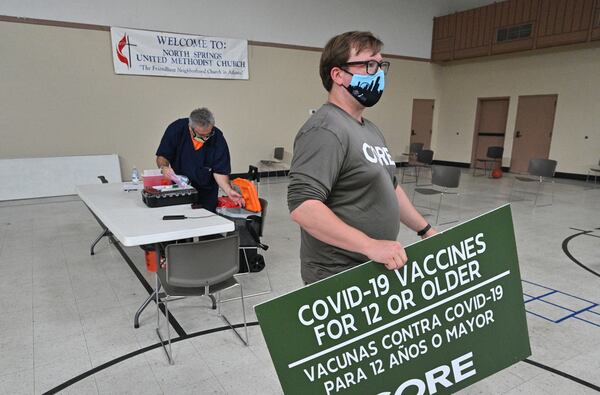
110, 27, 248, 80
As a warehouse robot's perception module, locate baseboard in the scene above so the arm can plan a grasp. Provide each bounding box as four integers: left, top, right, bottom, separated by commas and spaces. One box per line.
233, 166, 586, 181
231, 170, 289, 179
396, 160, 471, 168
431, 160, 470, 168
553, 172, 587, 181
395, 160, 471, 168
398, 161, 588, 181
397, 159, 511, 172
502, 169, 587, 181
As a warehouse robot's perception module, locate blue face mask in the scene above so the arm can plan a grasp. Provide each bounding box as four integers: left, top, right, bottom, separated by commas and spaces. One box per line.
345, 69, 385, 107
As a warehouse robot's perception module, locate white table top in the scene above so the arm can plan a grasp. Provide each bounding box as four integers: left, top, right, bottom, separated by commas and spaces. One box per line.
77, 183, 234, 247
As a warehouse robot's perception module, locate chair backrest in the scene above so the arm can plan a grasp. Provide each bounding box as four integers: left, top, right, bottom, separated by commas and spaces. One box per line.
273, 147, 285, 160
409, 142, 424, 154
432, 166, 461, 188
528, 159, 557, 178
165, 234, 239, 287
417, 149, 434, 164
258, 198, 268, 237
486, 146, 504, 159
247, 165, 260, 182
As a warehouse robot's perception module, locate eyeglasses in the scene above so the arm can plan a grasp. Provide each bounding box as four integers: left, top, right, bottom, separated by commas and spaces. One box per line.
339, 60, 390, 75
191, 125, 213, 136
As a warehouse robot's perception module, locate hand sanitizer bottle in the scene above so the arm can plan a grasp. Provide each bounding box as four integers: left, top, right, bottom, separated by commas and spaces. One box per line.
131, 167, 140, 184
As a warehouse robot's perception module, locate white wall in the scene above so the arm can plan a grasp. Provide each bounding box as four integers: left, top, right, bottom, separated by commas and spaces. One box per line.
3, 1, 597, 177
0, 21, 439, 179
0, 0, 492, 59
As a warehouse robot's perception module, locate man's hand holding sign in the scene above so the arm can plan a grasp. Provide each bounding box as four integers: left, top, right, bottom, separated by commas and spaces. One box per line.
256, 205, 531, 395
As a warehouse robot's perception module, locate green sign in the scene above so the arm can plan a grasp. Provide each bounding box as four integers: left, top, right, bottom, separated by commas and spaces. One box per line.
255, 205, 530, 395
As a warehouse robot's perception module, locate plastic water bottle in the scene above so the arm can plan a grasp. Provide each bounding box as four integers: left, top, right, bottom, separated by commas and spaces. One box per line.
173, 174, 189, 187
131, 167, 140, 184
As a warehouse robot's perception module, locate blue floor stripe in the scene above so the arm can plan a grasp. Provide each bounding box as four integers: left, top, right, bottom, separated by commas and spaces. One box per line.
556, 304, 599, 323
523, 279, 597, 305
539, 298, 579, 313
522, 279, 599, 328
525, 309, 558, 323
522, 290, 557, 302
574, 316, 600, 328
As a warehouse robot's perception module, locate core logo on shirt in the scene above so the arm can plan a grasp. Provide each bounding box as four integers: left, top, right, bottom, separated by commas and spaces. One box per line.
362, 143, 394, 166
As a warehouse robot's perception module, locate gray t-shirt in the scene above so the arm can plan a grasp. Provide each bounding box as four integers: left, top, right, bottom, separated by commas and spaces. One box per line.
288, 103, 400, 283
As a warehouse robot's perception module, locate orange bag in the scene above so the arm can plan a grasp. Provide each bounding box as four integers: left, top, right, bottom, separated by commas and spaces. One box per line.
233, 178, 261, 212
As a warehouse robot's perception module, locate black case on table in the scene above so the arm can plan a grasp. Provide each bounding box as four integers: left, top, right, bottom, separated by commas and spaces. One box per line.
141, 188, 198, 208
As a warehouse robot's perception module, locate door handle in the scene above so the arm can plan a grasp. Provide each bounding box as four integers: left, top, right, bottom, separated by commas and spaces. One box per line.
515, 131, 522, 138
411, 129, 416, 136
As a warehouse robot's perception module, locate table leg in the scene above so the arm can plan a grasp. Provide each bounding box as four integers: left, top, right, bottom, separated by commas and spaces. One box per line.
90, 227, 110, 255
134, 242, 162, 328
135, 285, 160, 328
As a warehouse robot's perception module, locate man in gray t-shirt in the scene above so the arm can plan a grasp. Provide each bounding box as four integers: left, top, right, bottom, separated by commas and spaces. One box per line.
287, 31, 436, 284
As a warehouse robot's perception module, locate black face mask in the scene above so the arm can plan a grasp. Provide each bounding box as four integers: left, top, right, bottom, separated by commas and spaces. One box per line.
344, 69, 385, 107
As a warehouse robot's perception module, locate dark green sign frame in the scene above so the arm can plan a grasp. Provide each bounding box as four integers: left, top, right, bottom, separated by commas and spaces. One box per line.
256, 205, 531, 395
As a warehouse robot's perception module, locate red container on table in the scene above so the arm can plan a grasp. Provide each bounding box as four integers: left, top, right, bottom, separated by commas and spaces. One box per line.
143, 175, 171, 187
142, 169, 171, 187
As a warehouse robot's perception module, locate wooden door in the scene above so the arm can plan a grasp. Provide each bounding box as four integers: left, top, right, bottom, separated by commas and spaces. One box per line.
410, 99, 434, 149
510, 95, 557, 173
471, 98, 509, 166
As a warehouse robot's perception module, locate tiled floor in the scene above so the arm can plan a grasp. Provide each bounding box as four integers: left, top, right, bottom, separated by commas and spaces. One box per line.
0, 170, 599, 394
